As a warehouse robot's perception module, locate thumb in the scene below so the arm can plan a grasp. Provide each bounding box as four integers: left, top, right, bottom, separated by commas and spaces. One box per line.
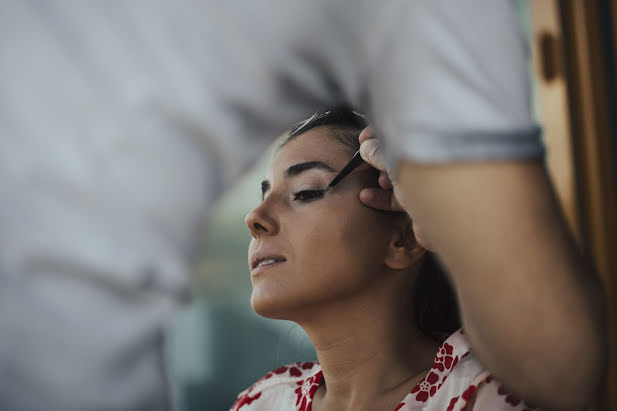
359, 139, 388, 173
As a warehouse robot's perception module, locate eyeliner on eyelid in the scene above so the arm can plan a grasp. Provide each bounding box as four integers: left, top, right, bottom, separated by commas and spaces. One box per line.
293, 189, 325, 202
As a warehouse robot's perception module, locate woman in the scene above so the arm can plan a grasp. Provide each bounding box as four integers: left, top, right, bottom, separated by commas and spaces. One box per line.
232, 108, 538, 410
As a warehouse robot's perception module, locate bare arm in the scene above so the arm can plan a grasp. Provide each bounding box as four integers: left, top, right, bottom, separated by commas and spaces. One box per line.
360, 135, 607, 410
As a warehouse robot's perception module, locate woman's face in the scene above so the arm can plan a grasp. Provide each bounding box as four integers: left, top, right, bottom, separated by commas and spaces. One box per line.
245, 127, 396, 319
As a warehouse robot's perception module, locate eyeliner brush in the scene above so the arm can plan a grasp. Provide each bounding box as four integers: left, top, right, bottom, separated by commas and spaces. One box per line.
324, 149, 365, 193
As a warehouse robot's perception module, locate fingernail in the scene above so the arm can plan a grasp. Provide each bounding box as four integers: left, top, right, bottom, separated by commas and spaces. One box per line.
360, 139, 379, 160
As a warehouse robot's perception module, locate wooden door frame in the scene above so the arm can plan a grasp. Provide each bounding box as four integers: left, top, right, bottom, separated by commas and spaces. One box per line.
529, 1, 617, 409
558, 1, 617, 409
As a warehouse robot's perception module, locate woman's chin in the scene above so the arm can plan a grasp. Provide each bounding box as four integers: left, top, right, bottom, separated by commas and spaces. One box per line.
250, 290, 306, 320
250, 293, 287, 319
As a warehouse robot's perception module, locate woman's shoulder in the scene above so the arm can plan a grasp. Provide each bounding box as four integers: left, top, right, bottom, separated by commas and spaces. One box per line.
230, 361, 321, 411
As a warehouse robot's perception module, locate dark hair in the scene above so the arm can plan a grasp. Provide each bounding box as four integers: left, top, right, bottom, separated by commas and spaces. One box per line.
283, 106, 461, 343
282, 106, 368, 154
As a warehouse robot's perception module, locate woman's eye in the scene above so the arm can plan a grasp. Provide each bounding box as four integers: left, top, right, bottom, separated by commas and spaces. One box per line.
292, 189, 325, 202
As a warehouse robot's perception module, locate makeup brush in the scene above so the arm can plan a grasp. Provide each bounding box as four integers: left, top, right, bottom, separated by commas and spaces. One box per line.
324, 149, 365, 193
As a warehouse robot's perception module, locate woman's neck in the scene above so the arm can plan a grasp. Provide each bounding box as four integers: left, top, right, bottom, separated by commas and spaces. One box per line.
296, 280, 440, 411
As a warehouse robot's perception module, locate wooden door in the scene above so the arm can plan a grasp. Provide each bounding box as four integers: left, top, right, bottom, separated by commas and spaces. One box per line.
529, 1, 617, 409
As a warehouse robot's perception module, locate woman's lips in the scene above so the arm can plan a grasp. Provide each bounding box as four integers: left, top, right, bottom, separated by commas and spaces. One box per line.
250, 256, 287, 276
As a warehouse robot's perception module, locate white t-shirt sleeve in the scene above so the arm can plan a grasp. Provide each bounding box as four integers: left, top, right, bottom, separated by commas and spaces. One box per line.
363, 0, 543, 166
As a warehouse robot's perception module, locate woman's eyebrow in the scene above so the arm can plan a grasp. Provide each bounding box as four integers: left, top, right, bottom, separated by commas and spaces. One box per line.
285, 161, 336, 177
261, 161, 336, 198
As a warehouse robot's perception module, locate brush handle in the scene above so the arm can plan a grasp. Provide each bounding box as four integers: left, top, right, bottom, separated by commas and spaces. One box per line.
327, 150, 364, 188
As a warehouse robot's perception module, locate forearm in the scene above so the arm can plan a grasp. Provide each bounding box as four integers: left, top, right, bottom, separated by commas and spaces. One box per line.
397, 160, 607, 410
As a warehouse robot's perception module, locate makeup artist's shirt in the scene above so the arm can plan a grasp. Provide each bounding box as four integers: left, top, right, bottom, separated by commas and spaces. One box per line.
230, 329, 541, 411
200, 0, 544, 169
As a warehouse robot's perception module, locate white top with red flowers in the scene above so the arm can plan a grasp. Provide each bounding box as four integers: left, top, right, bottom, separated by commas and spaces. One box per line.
230, 329, 541, 411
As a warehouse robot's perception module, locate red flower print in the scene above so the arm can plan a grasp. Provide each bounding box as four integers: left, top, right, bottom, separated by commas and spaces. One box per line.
444, 385, 476, 411
231, 392, 262, 410
412, 341, 462, 404
444, 343, 453, 355
394, 404, 405, 411
294, 372, 323, 411
505, 394, 521, 406
446, 396, 459, 411
432, 342, 458, 374
273, 366, 289, 375
410, 379, 431, 402
416, 390, 429, 402
461, 385, 476, 401
495, 382, 529, 407
497, 384, 507, 395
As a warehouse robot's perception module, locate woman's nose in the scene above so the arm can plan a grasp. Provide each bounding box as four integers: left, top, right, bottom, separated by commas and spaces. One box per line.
245, 203, 278, 238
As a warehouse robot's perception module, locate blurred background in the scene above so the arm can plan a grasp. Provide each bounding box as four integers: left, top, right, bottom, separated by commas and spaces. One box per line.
165, 144, 317, 411
163, 0, 617, 409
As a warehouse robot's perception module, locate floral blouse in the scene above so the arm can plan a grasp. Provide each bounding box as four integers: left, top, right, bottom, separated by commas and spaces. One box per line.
230, 329, 541, 411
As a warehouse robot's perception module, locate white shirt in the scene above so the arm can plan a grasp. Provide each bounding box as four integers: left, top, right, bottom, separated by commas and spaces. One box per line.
231, 330, 541, 411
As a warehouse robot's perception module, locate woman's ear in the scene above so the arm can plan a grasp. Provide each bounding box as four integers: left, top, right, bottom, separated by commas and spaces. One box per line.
384, 215, 426, 270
